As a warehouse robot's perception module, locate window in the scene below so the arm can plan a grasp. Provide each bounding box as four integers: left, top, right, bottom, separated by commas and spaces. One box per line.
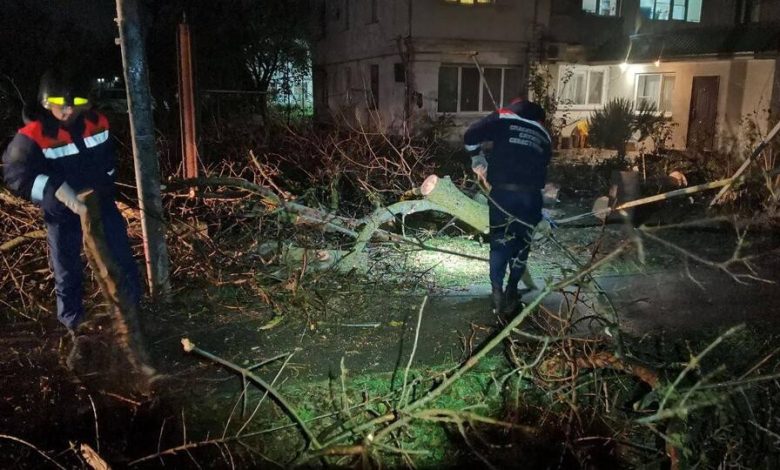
640, 0, 700, 22
635, 74, 675, 112
369, 64, 379, 109
443, 0, 494, 5
369, 0, 378, 23
558, 67, 606, 106
582, 0, 619, 16
736, 0, 760, 24
437, 65, 523, 113
394, 63, 405, 83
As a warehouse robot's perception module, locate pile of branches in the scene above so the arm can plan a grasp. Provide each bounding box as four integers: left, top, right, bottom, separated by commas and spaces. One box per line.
0, 188, 52, 321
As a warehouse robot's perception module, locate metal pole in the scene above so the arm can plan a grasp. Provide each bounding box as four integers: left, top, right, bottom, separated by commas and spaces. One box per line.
470, 52, 498, 111
115, 0, 171, 298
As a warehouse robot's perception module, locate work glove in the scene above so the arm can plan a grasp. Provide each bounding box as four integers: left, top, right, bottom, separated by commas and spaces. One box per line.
541, 208, 558, 229
54, 182, 88, 217
471, 153, 488, 179
471, 153, 488, 173
534, 209, 556, 239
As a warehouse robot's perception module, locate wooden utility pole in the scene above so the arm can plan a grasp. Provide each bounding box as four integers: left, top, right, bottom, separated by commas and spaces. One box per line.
177, 18, 198, 186
115, 0, 171, 297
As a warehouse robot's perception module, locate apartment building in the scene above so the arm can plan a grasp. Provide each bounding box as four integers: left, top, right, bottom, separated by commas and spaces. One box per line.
547, 0, 780, 151
312, 0, 780, 150
311, 0, 549, 130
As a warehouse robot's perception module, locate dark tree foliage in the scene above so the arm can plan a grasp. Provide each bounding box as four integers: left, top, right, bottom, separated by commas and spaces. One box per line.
166, 0, 312, 119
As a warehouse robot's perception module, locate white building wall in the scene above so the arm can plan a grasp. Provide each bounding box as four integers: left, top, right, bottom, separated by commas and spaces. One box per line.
313, 0, 550, 130
553, 58, 776, 151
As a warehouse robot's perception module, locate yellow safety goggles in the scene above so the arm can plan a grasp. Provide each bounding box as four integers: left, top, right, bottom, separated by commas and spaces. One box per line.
46, 96, 89, 107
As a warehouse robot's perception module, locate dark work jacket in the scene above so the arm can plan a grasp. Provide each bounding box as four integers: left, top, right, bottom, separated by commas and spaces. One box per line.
2, 110, 116, 219
463, 107, 552, 190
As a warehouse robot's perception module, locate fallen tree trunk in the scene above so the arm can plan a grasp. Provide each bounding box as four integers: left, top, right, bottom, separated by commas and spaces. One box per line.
171, 175, 537, 287
256, 242, 361, 273
168, 176, 358, 231
420, 175, 537, 289
78, 190, 156, 381
341, 199, 449, 270
420, 175, 488, 233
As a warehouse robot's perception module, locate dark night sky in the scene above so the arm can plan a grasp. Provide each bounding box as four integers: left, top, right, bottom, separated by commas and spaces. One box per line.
30, 0, 118, 41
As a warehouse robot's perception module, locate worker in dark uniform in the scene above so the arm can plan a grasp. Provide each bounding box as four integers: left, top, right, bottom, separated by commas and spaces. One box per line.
2, 68, 142, 359
464, 99, 552, 314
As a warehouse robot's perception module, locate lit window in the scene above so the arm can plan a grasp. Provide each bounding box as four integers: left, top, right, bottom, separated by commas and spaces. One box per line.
444, 0, 494, 5
640, 0, 700, 22
558, 67, 607, 106
635, 73, 675, 112
582, 0, 619, 16
437, 65, 523, 113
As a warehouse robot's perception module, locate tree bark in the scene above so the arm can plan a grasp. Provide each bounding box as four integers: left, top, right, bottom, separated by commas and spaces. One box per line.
78, 191, 155, 378
116, 0, 171, 298
340, 199, 448, 270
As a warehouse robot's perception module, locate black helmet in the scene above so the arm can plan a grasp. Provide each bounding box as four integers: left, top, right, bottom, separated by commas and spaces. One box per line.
38, 67, 91, 108
510, 100, 545, 124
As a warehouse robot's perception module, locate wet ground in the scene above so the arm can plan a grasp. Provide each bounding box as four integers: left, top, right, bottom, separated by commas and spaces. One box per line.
2, 198, 779, 467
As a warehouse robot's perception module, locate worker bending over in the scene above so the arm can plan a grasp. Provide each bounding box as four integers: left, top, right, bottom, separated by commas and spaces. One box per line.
464, 99, 552, 314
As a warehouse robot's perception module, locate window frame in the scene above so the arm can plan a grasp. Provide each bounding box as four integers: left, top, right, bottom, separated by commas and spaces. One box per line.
640, 0, 701, 22
557, 65, 608, 109
436, 64, 524, 114
442, 0, 495, 6
581, 0, 620, 17
633, 72, 676, 115
736, 0, 761, 24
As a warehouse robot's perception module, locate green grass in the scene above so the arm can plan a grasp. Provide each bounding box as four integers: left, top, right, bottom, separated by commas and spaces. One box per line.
215, 354, 515, 466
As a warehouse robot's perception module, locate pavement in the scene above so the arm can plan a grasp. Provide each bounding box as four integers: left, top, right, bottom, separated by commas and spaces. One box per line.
165, 261, 780, 382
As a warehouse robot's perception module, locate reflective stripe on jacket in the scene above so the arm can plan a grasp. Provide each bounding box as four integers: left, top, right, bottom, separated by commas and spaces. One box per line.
2, 110, 116, 212
463, 108, 552, 190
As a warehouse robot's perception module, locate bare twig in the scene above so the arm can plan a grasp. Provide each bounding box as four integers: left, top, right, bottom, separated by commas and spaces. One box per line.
181, 338, 320, 449
0, 434, 67, 470
399, 295, 428, 407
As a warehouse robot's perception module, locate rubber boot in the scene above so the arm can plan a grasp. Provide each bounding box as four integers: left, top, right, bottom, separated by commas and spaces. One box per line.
491, 286, 504, 314
503, 285, 520, 315
65, 328, 90, 372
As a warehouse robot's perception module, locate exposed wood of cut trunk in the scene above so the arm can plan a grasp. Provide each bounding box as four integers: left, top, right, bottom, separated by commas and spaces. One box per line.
420, 175, 489, 234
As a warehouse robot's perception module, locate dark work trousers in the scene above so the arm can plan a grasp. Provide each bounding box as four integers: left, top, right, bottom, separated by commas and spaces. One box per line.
44, 196, 142, 330
488, 188, 542, 291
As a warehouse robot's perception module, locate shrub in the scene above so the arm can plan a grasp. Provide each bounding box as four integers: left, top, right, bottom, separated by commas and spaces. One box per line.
588, 98, 670, 160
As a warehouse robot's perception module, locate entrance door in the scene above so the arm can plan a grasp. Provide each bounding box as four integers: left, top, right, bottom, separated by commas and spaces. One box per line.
687, 76, 719, 151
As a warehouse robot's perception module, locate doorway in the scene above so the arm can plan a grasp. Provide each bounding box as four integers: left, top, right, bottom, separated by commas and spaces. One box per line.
687, 76, 719, 151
